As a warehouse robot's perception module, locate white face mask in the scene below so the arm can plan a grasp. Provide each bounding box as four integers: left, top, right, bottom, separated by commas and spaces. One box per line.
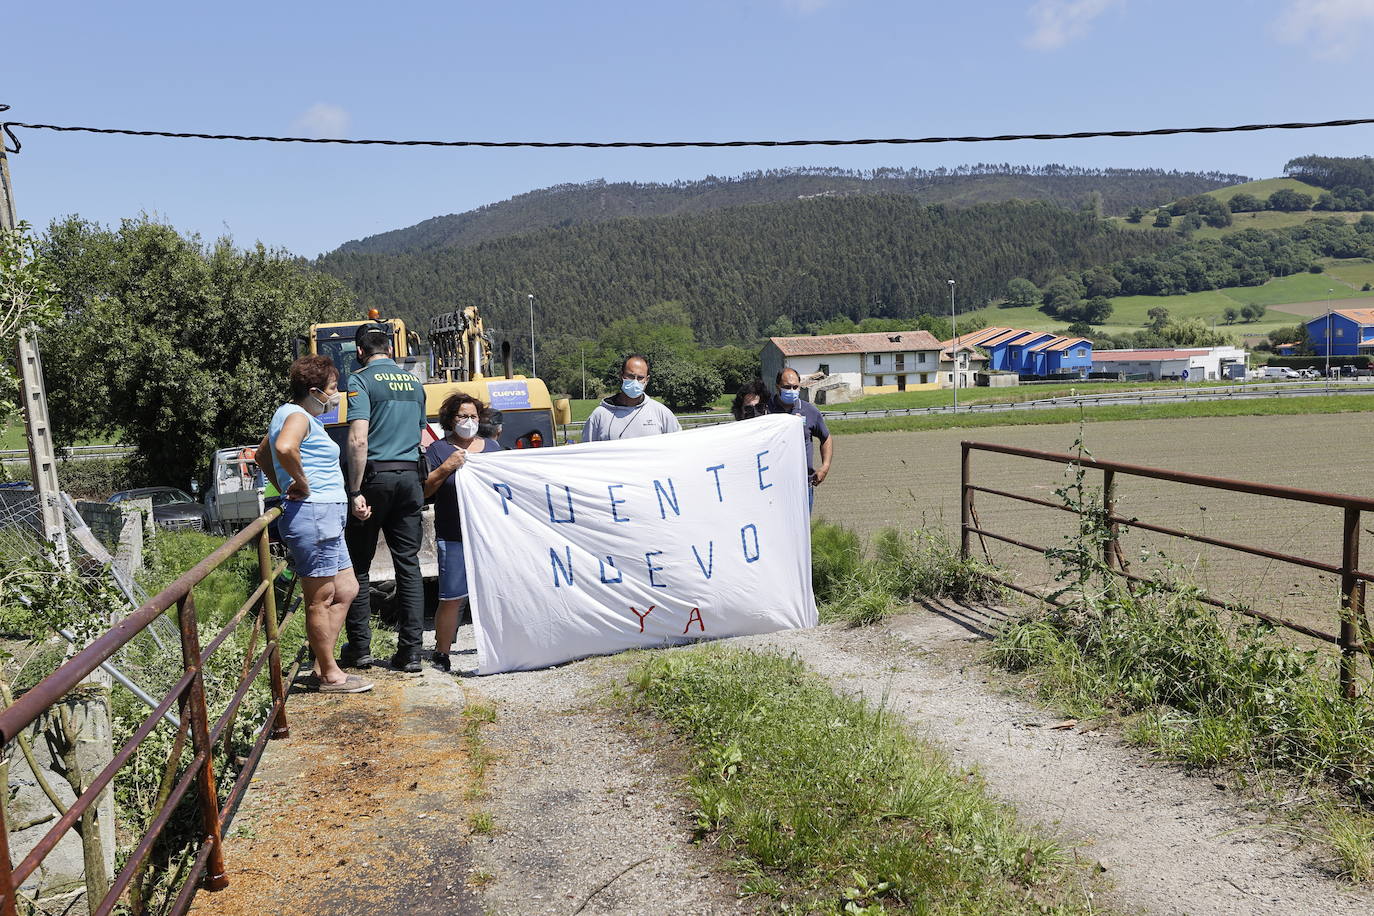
454, 417, 480, 439
310, 390, 340, 414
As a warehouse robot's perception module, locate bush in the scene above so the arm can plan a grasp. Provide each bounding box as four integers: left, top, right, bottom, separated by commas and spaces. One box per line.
57, 456, 135, 500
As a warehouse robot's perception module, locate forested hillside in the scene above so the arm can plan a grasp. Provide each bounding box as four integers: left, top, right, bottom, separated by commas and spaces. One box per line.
330, 165, 1244, 257
317, 196, 1174, 354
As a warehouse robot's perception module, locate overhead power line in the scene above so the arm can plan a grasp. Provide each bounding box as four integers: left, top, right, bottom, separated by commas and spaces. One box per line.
3, 109, 1374, 155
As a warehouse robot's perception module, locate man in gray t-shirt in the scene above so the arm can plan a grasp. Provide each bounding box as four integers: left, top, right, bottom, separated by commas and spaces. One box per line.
582, 354, 682, 442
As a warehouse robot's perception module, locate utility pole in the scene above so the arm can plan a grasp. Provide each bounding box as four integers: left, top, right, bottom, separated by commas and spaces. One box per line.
947, 279, 958, 412
580, 345, 586, 400
528, 293, 536, 377
0, 129, 68, 565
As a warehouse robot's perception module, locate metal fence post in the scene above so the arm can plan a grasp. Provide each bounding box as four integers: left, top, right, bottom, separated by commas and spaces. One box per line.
960, 443, 971, 558
257, 529, 289, 739
177, 594, 229, 891
1340, 507, 1361, 699
0, 801, 17, 916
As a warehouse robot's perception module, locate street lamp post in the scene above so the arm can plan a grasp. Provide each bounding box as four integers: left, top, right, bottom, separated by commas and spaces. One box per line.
528, 293, 536, 376
948, 279, 958, 411
1326, 288, 1334, 381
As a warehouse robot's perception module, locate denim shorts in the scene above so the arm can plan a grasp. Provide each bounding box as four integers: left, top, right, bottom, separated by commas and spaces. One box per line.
280, 500, 352, 578
436, 539, 469, 601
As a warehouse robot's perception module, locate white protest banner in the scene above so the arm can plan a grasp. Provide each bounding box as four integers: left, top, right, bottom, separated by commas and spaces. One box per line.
456, 414, 816, 673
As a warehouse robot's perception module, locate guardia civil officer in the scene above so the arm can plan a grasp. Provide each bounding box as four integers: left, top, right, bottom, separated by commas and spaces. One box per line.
341, 323, 429, 672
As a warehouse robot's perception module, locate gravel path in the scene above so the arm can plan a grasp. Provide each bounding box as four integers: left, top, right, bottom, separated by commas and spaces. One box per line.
451, 637, 752, 916
446, 603, 1374, 916
729, 606, 1374, 916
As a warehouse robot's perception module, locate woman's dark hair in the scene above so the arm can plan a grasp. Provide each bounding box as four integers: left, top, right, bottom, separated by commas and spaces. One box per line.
288, 355, 338, 401
731, 379, 773, 421
439, 392, 489, 431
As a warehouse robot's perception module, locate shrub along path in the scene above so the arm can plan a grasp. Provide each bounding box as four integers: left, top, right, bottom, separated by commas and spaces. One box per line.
731, 608, 1374, 916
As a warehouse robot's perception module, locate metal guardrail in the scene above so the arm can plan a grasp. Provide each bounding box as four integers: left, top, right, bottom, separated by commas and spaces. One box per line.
959, 441, 1374, 698
562, 379, 1374, 435
0, 508, 299, 916
0, 445, 135, 462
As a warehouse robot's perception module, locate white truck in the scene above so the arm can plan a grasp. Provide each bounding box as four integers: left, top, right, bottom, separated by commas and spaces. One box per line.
203, 446, 266, 533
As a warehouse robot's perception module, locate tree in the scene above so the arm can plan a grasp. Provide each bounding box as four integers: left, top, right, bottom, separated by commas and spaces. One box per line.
1240, 305, 1258, 322
1066, 321, 1093, 337
704, 345, 761, 392
0, 222, 61, 430
1126, 206, 1145, 223
1267, 189, 1313, 212
1153, 210, 1173, 228
1222, 306, 1239, 324
1005, 277, 1040, 306
1042, 275, 1085, 315
1081, 266, 1121, 299
39, 217, 355, 487
762, 315, 795, 338
651, 358, 724, 411
1082, 296, 1113, 324
1147, 306, 1171, 332
1227, 192, 1263, 213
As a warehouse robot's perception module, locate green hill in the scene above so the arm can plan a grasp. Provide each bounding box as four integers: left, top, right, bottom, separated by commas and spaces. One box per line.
1206, 177, 1328, 203
329, 165, 1244, 257
959, 258, 1374, 338
316, 197, 1173, 355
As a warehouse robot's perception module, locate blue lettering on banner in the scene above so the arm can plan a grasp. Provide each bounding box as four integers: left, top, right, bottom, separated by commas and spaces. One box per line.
705, 464, 726, 502
551, 547, 574, 587
653, 478, 680, 519
545, 484, 576, 524
487, 380, 532, 411
493, 483, 513, 515
599, 556, 623, 584
645, 551, 668, 588
692, 542, 714, 579
608, 484, 630, 523
741, 524, 760, 563
755, 451, 772, 490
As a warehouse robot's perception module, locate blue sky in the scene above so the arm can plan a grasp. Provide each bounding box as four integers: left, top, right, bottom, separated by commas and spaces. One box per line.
7, 0, 1374, 257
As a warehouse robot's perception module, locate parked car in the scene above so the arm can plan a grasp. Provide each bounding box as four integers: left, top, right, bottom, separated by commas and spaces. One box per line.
1298, 368, 1321, 379
109, 487, 208, 531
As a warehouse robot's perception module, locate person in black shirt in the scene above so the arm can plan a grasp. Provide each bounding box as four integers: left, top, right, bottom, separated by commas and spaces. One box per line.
730, 379, 772, 421
423, 392, 503, 672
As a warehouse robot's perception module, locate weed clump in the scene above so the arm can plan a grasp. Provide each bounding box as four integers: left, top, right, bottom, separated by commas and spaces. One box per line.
811, 520, 1003, 627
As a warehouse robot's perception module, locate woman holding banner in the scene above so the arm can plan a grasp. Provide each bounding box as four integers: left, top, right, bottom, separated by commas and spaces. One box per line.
424, 392, 505, 672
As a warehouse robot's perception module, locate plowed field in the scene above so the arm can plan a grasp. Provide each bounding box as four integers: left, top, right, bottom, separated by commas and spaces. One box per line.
814, 412, 1374, 643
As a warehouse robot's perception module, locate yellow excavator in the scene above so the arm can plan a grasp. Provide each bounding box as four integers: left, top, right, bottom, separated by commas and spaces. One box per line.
302, 306, 570, 449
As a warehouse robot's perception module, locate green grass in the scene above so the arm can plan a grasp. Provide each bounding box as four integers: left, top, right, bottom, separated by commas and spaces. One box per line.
819, 381, 1243, 412
629, 648, 1105, 914
0, 425, 125, 451
1222, 270, 1374, 308
1205, 177, 1330, 203
1191, 210, 1374, 240
825, 393, 1374, 436
1324, 257, 1374, 291
961, 261, 1374, 340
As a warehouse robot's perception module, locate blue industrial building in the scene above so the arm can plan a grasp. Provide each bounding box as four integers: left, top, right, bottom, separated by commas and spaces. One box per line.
1304, 309, 1374, 358
952, 327, 1094, 377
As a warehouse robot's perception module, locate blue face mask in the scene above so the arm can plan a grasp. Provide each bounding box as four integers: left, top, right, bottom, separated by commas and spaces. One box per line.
621, 378, 646, 399
779, 388, 800, 404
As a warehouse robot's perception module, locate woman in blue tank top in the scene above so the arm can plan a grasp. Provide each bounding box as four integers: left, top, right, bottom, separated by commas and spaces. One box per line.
255, 355, 372, 694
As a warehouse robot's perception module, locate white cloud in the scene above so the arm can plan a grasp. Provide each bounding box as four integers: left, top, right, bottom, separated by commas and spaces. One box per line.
1274, 0, 1374, 58
1024, 0, 1122, 51
291, 102, 351, 139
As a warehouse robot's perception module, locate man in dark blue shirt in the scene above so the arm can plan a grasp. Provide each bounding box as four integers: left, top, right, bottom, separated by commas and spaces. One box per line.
768, 368, 833, 512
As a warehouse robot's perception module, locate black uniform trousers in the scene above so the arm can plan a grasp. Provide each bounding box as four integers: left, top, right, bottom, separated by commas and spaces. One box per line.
343, 468, 425, 660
